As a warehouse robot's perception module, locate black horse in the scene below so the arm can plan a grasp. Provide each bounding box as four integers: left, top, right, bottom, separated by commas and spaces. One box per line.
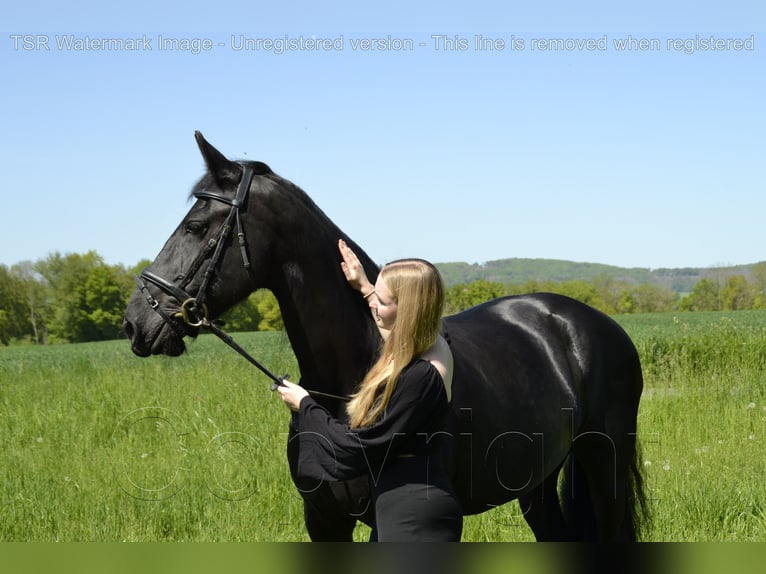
123, 132, 648, 541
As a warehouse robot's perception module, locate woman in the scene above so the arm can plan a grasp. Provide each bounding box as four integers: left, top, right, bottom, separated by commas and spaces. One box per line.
276, 239, 462, 542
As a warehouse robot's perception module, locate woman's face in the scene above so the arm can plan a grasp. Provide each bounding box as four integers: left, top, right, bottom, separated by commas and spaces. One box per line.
368, 275, 398, 337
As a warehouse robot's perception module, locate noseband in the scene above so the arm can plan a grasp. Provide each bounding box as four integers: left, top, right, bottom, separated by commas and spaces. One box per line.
133, 163, 349, 402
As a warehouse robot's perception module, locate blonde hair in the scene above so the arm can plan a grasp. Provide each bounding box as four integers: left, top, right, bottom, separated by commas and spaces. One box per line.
346, 259, 445, 428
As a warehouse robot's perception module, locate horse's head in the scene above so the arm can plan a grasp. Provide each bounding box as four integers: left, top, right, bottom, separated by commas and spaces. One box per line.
124, 132, 284, 356
124, 131, 381, 404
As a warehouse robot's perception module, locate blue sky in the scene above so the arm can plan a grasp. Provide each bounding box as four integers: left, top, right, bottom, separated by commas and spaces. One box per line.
2, 1, 763, 270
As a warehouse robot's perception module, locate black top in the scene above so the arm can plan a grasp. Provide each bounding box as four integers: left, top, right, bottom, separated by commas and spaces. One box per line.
293, 359, 453, 483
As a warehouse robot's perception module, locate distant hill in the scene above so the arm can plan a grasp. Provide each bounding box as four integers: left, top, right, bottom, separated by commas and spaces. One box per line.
434, 258, 762, 293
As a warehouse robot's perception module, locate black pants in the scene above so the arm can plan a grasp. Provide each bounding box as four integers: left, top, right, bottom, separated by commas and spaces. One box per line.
370, 456, 462, 542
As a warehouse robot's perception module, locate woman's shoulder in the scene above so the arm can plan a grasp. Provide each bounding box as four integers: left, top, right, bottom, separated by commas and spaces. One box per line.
405, 357, 442, 379
397, 358, 442, 387
415, 335, 454, 399
398, 341, 453, 401
395, 360, 446, 405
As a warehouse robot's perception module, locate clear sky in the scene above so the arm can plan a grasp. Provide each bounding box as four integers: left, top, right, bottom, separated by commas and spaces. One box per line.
2, 1, 763, 270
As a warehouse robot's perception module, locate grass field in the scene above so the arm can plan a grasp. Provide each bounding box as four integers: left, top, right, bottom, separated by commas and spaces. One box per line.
1, 310, 764, 541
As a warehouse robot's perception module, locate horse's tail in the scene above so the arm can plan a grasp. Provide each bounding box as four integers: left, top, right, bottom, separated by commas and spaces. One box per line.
560, 438, 651, 541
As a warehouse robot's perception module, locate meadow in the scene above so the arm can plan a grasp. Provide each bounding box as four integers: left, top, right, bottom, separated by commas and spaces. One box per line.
1, 310, 764, 542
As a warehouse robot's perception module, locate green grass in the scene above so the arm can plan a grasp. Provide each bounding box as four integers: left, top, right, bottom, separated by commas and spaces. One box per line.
616, 310, 766, 541
1, 311, 765, 541
0, 332, 308, 541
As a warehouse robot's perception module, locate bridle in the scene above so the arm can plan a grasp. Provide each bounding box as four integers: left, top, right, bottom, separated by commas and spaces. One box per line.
137, 163, 255, 329
133, 163, 349, 402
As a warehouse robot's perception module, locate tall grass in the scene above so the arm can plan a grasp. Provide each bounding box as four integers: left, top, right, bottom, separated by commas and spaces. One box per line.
1, 310, 764, 541
1, 332, 311, 541
616, 310, 766, 541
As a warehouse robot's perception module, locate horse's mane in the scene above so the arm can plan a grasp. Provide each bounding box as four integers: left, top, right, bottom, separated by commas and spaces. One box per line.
188, 159, 377, 270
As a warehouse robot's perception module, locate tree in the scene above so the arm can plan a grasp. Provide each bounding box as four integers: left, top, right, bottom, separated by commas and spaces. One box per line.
219, 292, 263, 332
0, 265, 29, 344
551, 280, 607, 312
255, 290, 284, 331
592, 275, 626, 314
12, 261, 49, 344
628, 283, 677, 313
679, 278, 721, 311
35, 251, 129, 342
719, 275, 756, 311
445, 280, 506, 314
84, 264, 130, 340
751, 262, 766, 309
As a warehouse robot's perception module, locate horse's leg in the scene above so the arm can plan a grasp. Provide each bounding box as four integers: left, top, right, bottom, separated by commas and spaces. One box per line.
301, 484, 359, 541
287, 428, 366, 541
569, 417, 639, 541
518, 462, 571, 541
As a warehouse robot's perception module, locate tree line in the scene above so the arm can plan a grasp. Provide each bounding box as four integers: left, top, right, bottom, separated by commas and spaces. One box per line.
1, 252, 764, 345
0, 251, 283, 346
443, 267, 766, 316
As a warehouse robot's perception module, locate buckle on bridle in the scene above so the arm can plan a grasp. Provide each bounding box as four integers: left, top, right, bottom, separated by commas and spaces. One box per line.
178, 297, 208, 327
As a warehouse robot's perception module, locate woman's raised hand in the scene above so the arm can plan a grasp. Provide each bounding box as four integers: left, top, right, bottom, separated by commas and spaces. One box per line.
338, 239, 374, 295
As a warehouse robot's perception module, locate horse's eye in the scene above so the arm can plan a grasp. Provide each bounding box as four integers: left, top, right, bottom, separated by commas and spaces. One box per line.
185, 221, 207, 235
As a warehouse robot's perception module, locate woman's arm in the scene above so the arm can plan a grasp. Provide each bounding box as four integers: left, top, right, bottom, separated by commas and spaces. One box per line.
278, 362, 448, 482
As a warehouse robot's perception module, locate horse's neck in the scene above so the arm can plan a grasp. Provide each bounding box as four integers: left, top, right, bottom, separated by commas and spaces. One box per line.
269, 245, 380, 407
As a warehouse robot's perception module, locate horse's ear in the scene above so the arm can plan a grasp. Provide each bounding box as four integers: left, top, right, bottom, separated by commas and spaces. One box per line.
194, 131, 240, 183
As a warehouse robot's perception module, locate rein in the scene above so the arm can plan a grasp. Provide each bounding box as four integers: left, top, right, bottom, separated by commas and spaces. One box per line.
133, 162, 350, 403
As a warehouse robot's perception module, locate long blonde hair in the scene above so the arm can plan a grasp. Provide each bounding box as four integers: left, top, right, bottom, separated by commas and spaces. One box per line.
346, 259, 445, 428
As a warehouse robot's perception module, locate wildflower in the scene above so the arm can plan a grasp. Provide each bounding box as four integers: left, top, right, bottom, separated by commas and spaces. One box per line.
662, 460, 671, 471
746, 402, 756, 410
643, 460, 652, 467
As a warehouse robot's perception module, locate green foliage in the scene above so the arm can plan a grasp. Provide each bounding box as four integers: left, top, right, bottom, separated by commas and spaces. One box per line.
627, 283, 678, 314
438, 258, 764, 294
218, 293, 263, 332
679, 279, 721, 311
33, 252, 129, 342
751, 262, 766, 296
445, 276, 680, 316
445, 279, 506, 314
720, 275, 756, 311
0, 265, 28, 344
216, 290, 284, 332
130, 259, 153, 277
254, 290, 284, 331
84, 264, 130, 340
